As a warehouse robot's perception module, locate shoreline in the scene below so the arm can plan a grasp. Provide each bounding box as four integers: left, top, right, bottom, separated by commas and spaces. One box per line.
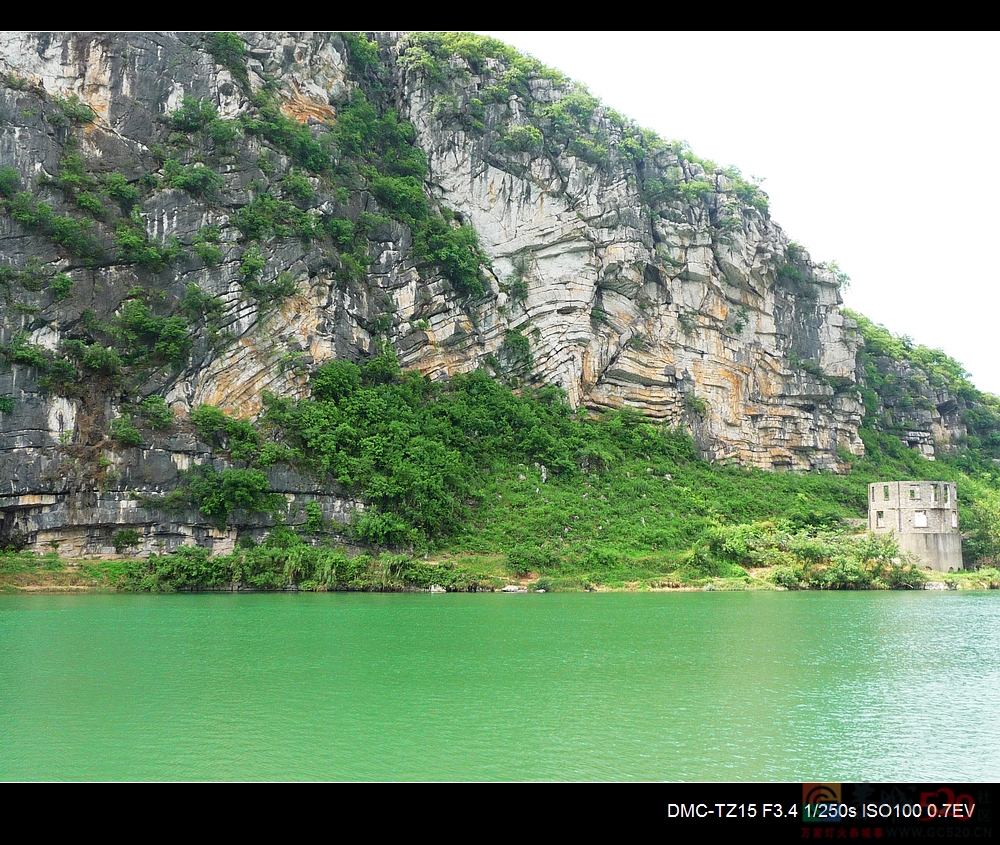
2, 556, 996, 595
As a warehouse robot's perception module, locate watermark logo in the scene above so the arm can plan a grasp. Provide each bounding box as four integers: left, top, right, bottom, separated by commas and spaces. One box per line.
803, 783, 843, 822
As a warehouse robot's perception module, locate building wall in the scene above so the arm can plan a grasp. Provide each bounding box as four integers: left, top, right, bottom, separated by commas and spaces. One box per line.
897, 533, 964, 573
868, 481, 963, 571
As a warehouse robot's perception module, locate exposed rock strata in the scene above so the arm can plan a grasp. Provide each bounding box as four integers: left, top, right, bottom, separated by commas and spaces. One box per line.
0, 32, 871, 554
864, 354, 967, 460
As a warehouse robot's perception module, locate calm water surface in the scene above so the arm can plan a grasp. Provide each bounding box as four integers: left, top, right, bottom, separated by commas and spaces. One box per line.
1, 590, 997, 780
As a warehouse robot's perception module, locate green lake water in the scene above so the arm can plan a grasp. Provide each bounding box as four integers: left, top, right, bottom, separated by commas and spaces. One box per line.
1, 590, 997, 781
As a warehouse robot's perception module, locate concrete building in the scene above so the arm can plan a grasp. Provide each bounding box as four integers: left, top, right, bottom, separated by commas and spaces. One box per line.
868, 481, 963, 572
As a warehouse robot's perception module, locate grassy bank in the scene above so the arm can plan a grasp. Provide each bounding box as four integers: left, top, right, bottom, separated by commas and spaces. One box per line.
7, 350, 1000, 593
4, 541, 999, 595
7, 318, 1000, 594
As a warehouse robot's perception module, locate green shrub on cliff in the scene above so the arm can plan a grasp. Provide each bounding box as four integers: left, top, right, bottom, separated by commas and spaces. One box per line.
113, 529, 141, 554
0, 167, 18, 198
343, 32, 380, 74
0, 190, 104, 259
111, 300, 191, 366
110, 416, 142, 447
162, 159, 224, 198
57, 95, 95, 124
207, 32, 247, 83
102, 173, 139, 211
242, 100, 330, 174
499, 125, 543, 153
154, 465, 282, 531
234, 194, 316, 241
114, 222, 181, 271
137, 396, 175, 430
168, 96, 218, 133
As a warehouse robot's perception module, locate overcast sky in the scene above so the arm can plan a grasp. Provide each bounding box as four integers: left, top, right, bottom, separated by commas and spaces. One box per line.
482, 32, 1000, 394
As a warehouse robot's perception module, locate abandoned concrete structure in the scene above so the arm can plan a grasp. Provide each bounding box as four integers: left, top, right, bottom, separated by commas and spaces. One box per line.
869, 481, 963, 571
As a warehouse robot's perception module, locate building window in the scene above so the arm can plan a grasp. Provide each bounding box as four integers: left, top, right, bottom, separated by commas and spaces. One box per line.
914, 510, 927, 528
884, 485, 890, 500
945, 486, 950, 503
876, 511, 885, 528
910, 486, 921, 500
952, 512, 958, 528
933, 485, 939, 502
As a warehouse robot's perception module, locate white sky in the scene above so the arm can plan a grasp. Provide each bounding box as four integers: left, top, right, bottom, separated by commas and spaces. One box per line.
482, 32, 1000, 394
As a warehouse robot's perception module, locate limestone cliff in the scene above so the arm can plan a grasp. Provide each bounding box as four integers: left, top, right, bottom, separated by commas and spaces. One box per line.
0, 32, 869, 555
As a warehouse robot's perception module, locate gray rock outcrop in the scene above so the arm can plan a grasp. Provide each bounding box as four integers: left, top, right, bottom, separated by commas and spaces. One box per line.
0, 32, 871, 554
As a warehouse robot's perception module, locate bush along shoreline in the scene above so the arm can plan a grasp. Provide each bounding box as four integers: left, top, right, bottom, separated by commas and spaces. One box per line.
4, 34, 1000, 594
6, 348, 1000, 594
3, 541, 999, 594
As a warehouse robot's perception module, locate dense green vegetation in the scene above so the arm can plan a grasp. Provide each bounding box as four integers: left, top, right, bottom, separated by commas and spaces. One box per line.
0, 31, 489, 457
0, 534, 503, 599
138, 327, 1000, 591
0, 97, 206, 420
846, 312, 1000, 565
0, 169, 104, 260
850, 310, 1000, 469
0, 30, 759, 457
225, 37, 491, 298
397, 32, 769, 217
73, 541, 508, 593
3, 33, 1000, 593
323, 89, 490, 296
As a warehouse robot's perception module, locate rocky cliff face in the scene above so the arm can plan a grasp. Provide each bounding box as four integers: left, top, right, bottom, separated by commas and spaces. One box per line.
866, 356, 967, 460
850, 312, 976, 462
0, 32, 868, 555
